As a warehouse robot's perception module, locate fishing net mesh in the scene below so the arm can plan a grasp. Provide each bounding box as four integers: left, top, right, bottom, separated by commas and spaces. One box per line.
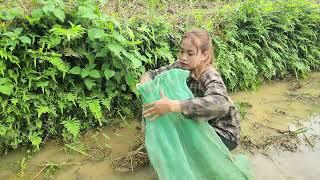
138, 69, 253, 180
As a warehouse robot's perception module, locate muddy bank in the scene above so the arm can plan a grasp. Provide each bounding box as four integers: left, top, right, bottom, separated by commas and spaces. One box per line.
0, 72, 320, 180
232, 72, 320, 154
0, 124, 154, 180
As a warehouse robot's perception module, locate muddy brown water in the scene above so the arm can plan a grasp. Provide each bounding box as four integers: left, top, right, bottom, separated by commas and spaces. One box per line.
1, 72, 320, 180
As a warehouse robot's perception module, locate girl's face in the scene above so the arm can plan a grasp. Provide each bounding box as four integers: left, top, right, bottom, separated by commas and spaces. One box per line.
178, 37, 207, 70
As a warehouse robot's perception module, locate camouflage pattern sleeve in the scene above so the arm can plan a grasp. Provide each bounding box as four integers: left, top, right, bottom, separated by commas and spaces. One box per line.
180, 68, 230, 121
147, 61, 181, 79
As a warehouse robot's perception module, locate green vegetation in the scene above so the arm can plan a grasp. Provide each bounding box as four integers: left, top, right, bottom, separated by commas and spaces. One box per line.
0, 0, 319, 153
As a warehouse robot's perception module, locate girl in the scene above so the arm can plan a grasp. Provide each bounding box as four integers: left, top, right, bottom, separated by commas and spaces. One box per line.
140, 29, 240, 151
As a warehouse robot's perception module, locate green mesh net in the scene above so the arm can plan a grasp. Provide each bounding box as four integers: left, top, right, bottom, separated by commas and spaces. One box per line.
138, 69, 253, 180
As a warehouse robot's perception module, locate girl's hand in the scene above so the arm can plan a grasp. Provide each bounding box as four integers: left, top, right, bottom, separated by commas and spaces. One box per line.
137, 73, 151, 87
143, 90, 181, 120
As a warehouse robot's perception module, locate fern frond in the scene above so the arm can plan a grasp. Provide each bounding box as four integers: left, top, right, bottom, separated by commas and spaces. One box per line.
28, 133, 42, 151
58, 101, 66, 115
61, 117, 80, 138
37, 105, 50, 118
35, 81, 49, 93
0, 49, 20, 67
50, 22, 86, 41
101, 99, 111, 111
0, 61, 6, 76
64, 93, 77, 106
36, 105, 56, 118
41, 53, 69, 75
49, 56, 68, 72
78, 98, 88, 117
43, 67, 57, 83
63, 48, 83, 58
89, 99, 102, 126
0, 124, 7, 136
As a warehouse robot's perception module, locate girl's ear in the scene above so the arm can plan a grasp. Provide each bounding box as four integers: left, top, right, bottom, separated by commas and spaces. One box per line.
201, 50, 209, 62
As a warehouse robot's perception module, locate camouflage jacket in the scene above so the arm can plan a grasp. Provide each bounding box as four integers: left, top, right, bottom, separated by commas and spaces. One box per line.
148, 61, 241, 144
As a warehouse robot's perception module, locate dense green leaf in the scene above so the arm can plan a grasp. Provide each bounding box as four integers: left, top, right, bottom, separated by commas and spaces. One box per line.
69, 66, 82, 75
112, 32, 127, 43
104, 69, 115, 80
122, 51, 142, 69
42, 5, 55, 14
77, 6, 97, 19
107, 43, 124, 57
53, 8, 65, 22
81, 69, 90, 78
0, 78, 8, 85
19, 36, 31, 45
0, 84, 13, 95
125, 73, 136, 87
31, 8, 44, 20
89, 70, 101, 78
88, 28, 105, 41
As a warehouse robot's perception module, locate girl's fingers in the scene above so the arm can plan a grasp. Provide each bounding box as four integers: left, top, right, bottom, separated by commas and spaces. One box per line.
145, 113, 159, 120
143, 112, 153, 118
142, 101, 160, 120
144, 103, 154, 109
149, 114, 160, 121
143, 107, 155, 116
143, 110, 157, 118
159, 90, 164, 98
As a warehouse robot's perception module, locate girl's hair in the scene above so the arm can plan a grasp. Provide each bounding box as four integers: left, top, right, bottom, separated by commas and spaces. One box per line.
183, 29, 214, 65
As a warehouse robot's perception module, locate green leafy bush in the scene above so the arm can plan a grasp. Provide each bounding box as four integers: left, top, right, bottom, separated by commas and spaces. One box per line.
0, 0, 174, 152
214, 0, 320, 90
